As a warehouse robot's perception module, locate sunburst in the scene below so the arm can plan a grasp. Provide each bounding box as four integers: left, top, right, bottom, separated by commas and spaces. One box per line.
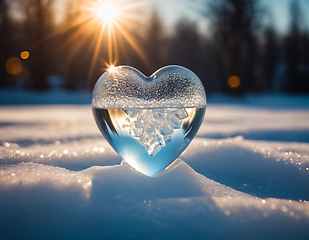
94, 1, 119, 24
80, 0, 150, 85
52, 0, 151, 88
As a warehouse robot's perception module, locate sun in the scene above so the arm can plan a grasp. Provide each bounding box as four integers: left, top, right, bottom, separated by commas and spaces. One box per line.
71, 0, 150, 87
95, 1, 119, 24
108, 65, 116, 72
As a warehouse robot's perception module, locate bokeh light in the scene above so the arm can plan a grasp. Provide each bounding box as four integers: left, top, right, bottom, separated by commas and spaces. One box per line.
228, 76, 241, 88
20, 51, 30, 60
5, 57, 22, 75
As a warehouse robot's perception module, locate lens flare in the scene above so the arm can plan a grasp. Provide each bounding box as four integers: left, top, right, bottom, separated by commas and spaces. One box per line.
108, 65, 116, 72
20, 51, 30, 60
228, 76, 241, 88
95, 1, 119, 24
54, 0, 150, 88
5, 57, 22, 75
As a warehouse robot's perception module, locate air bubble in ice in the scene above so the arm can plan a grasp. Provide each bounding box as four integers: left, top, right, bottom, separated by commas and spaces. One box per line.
92, 65, 207, 109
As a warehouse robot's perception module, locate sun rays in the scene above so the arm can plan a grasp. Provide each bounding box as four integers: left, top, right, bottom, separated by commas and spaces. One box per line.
56, 0, 150, 87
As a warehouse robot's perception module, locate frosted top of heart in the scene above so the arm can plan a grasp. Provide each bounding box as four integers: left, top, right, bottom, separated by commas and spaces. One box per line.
92, 65, 206, 109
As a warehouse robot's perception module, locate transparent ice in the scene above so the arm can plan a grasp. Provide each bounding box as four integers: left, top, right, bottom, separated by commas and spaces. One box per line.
92, 65, 207, 176
123, 108, 188, 156
93, 107, 206, 177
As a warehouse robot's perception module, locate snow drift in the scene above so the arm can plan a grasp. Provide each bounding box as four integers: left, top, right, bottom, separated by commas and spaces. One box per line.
0, 96, 309, 239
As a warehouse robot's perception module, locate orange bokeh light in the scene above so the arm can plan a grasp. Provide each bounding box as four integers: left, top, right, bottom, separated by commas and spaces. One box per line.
20, 51, 30, 60
5, 57, 22, 75
228, 76, 241, 88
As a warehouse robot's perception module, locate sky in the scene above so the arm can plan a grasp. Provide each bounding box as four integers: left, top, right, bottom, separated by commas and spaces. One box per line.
152, 0, 309, 35
55, 0, 309, 35
260, 0, 309, 33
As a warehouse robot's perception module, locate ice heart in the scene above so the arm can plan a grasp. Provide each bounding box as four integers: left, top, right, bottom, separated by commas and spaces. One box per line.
92, 65, 206, 177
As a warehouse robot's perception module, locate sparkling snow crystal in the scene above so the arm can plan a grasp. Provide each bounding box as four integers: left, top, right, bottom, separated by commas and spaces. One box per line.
124, 108, 188, 156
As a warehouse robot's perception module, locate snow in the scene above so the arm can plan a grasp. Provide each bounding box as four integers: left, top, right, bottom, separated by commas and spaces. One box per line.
0, 93, 309, 239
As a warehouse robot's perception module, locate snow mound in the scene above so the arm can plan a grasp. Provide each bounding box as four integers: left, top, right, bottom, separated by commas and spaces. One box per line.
1, 159, 308, 239
0, 100, 309, 239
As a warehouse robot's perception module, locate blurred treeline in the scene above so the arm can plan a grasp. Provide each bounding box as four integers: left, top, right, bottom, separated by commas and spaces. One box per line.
0, 0, 309, 95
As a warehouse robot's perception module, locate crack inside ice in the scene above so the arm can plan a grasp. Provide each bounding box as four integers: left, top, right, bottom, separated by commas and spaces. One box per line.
123, 108, 188, 157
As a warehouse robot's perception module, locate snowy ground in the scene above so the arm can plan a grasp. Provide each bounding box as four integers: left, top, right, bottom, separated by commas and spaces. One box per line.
0, 93, 309, 239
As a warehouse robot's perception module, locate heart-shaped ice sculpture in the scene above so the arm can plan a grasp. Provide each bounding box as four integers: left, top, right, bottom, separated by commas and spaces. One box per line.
92, 65, 206, 177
